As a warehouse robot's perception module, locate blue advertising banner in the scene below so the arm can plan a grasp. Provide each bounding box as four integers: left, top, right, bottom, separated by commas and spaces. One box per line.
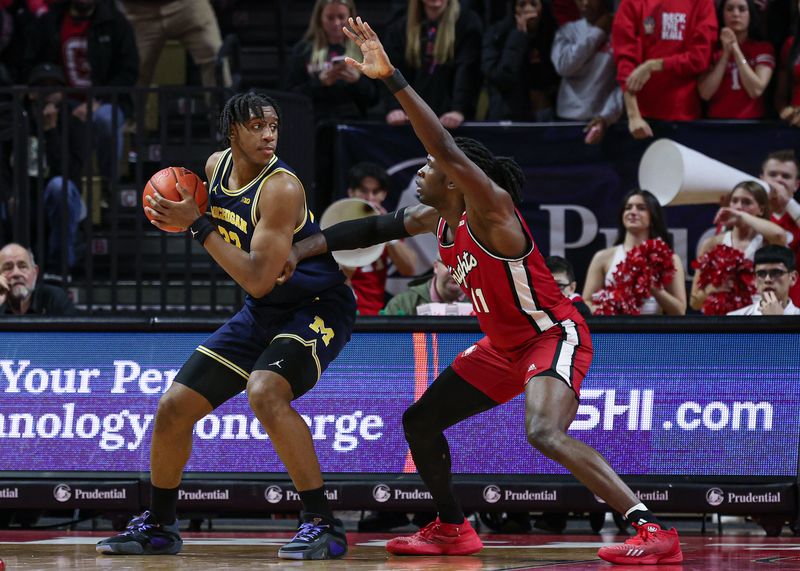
1, 330, 798, 477
332, 121, 800, 288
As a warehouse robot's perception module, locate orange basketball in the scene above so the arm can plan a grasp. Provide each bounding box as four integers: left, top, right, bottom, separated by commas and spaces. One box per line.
143, 166, 209, 233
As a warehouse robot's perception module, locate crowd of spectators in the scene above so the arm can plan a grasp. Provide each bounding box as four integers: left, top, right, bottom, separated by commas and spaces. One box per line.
0, 0, 229, 281
281, 0, 800, 135
3, 0, 800, 127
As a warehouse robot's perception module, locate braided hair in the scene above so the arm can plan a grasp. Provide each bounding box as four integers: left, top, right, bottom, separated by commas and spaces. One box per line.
219, 91, 282, 143
454, 137, 525, 204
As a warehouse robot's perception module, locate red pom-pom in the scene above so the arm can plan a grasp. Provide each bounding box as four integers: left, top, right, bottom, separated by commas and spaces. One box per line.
591, 238, 676, 315
691, 244, 755, 315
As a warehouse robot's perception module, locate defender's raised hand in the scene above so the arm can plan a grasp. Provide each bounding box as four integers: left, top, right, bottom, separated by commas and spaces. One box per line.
343, 17, 394, 80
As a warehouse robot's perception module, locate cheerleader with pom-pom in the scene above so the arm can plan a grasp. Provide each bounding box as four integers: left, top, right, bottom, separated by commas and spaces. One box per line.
584, 189, 686, 315
690, 181, 786, 314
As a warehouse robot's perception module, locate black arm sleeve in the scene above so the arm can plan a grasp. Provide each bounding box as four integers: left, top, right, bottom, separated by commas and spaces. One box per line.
322, 207, 411, 252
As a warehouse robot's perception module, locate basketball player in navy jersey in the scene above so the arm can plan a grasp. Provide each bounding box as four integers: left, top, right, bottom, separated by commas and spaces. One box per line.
281, 18, 683, 565
97, 91, 354, 560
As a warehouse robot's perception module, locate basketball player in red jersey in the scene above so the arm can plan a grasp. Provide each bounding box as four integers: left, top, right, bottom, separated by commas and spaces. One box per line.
282, 17, 682, 565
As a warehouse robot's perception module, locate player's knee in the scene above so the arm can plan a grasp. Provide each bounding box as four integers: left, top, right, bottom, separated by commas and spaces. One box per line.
526, 421, 565, 456
154, 392, 202, 433
402, 402, 434, 440
252, 339, 319, 400
247, 378, 292, 420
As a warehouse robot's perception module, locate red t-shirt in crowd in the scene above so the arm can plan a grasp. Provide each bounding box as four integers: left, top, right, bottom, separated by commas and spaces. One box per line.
780, 37, 800, 106
772, 211, 800, 305
612, 0, 718, 120
706, 40, 775, 118
350, 251, 389, 316
61, 14, 91, 88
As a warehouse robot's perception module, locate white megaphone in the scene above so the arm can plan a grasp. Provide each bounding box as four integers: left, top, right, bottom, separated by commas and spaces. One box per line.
319, 198, 384, 268
638, 139, 769, 206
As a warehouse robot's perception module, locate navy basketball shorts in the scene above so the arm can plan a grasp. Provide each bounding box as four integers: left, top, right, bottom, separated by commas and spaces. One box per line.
175, 283, 356, 408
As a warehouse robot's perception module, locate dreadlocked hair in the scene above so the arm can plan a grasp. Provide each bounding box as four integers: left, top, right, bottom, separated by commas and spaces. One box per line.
219, 90, 282, 142
454, 137, 525, 204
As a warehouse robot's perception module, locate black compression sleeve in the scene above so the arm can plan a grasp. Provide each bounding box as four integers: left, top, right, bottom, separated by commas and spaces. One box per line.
321, 207, 411, 251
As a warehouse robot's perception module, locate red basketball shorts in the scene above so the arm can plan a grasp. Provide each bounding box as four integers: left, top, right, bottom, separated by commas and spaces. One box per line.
451, 319, 592, 404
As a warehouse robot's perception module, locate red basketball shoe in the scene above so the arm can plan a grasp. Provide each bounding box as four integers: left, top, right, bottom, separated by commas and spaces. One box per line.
386, 517, 483, 556
597, 523, 683, 565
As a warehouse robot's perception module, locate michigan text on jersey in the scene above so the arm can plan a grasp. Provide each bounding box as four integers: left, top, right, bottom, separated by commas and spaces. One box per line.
211, 206, 248, 233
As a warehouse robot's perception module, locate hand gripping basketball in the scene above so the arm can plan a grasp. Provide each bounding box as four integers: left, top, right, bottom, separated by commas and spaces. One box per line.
143, 167, 209, 233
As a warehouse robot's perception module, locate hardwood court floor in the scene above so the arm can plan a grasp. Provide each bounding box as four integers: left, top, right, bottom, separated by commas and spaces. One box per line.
1, 530, 800, 570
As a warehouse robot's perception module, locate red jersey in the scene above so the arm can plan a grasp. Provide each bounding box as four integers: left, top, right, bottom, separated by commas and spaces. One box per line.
437, 212, 583, 353
772, 211, 800, 305
707, 40, 775, 119
780, 37, 800, 106
350, 251, 389, 316
61, 14, 91, 88
612, 0, 717, 120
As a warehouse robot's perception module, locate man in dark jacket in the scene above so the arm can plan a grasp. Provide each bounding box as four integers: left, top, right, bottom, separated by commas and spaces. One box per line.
0, 242, 76, 315
23, 0, 138, 181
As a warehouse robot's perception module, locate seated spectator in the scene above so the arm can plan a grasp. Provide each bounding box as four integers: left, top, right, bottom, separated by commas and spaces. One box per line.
545, 255, 591, 319
286, 0, 378, 121
698, 0, 774, 119
612, 0, 717, 139
345, 162, 416, 315
384, 0, 483, 128
690, 180, 787, 311
551, 0, 621, 143
583, 189, 686, 315
383, 257, 466, 315
483, 0, 559, 121
761, 149, 800, 305
0, 242, 76, 315
23, 0, 138, 182
118, 0, 230, 88
728, 245, 799, 314
26, 63, 86, 274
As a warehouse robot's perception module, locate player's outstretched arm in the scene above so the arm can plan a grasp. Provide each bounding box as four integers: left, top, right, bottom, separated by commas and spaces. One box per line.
277, 204, 437, 285
343, 17, 510, 217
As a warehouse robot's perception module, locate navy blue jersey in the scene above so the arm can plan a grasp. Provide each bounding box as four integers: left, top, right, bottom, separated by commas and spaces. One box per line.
208, 149, 345, 307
